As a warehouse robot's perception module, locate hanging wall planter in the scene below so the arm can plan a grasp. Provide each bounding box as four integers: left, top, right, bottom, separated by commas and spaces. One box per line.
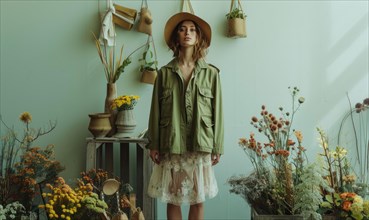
139, 35, 158, 84
136, 0, 153, 35
226, 0, 247, 38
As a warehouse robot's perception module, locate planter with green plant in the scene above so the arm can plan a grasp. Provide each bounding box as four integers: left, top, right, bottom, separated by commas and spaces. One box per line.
226, 0, 247, 38
139, 36, 158, 84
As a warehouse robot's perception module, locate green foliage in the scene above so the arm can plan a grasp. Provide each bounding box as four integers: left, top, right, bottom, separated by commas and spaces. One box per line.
114, 57, 132, 82
139, 43, 157, 72
226, 8, 246, 20
294, 163, 332, 220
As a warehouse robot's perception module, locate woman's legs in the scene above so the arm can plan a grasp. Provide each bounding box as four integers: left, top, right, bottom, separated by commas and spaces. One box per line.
167, 203, 182, 220
188, 203, 204, 220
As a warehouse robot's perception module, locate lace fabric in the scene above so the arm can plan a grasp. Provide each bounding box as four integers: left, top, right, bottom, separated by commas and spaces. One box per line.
147, 152, 218, 205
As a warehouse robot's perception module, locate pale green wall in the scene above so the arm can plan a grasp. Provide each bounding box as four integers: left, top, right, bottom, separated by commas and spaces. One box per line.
1, 0, 368, 219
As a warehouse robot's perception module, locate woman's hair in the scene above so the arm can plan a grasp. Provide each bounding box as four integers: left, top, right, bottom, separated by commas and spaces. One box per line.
168, 20, 209, 61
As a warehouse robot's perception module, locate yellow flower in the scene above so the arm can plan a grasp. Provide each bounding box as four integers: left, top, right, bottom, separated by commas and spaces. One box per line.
294, 130, 303, 143
350, 202, 363, 215
19, 112, 32, 123
363, 200, 369, 214
353, 195, 364, 205
111, 95, 140, 110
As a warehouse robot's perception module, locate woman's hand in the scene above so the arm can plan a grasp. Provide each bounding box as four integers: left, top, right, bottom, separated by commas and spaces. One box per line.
150, 149, 160, 164
211, 154, 220, 166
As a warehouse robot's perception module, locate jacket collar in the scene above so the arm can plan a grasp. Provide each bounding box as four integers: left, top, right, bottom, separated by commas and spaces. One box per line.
165, 58, 208, 74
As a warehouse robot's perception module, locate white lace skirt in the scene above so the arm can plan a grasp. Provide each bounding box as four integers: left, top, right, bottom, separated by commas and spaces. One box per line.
147, 152, 218, 206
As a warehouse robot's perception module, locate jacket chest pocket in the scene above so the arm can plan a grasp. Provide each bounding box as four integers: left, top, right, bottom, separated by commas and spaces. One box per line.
198, 87, 213, 115
160, 89, 173, 117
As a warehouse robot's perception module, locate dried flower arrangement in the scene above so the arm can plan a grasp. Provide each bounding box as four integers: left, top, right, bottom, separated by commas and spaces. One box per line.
39, 177, 108, 220
0, 112, 64, 218
228, 87, 325, 218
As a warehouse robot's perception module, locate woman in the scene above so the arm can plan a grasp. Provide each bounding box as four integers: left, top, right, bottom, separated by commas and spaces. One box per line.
146, 12, 224, 220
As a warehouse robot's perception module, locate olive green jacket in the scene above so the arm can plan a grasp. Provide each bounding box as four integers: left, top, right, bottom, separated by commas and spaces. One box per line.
147, 58, 224, 155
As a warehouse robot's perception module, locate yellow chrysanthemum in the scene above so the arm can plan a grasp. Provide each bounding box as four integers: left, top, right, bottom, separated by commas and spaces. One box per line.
19, 112, 32, 123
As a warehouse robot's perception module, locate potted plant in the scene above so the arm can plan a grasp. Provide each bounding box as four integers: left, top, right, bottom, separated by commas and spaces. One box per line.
139, 36, 158, 85
226, 0, 247, 38
110, 95, 140, 138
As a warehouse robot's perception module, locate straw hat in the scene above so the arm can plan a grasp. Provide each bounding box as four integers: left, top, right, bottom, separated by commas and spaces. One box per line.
164, 12, 212, 48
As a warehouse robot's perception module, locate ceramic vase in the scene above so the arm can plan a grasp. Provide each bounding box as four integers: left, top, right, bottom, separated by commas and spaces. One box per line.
88, 113, 112, 138
104, 83, 117, 136
114, 109, 136, 138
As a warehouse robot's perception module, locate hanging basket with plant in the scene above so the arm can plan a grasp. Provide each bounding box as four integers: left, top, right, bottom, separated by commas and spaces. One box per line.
139, 35, 158, 85
226, 0, 247, 38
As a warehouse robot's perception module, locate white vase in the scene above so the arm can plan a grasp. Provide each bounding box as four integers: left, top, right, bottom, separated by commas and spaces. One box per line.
114, 109, 136, 138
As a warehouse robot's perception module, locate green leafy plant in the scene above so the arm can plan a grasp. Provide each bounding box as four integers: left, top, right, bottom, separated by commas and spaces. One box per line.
139, 36, 158, 72
226, 8, 246, 20
293, 163, 331, 220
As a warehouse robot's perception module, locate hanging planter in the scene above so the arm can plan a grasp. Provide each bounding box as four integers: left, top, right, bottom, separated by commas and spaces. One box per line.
139, 35, 158, 85
226, 0, 247, 38
136, 0, 153, 35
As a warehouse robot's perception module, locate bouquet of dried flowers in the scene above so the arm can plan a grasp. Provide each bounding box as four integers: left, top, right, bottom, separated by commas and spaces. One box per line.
0, 112, 64, 214
39, 177, 108, 220
228, 87, 323, 217
111, 95, 140, 111
317, 128, 369, 219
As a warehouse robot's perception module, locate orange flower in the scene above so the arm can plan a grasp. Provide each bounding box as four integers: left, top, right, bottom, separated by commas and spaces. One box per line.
340, 192, 348, 199
287, 139, 295, 146
342, 200, 352, 212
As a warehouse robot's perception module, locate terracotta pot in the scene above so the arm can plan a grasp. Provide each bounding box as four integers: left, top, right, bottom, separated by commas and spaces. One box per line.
88, 113, 112, 138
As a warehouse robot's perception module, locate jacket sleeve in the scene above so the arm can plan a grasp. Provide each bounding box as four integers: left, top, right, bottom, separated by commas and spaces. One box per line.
212, 68, 224, 155
146, 70, 161, 151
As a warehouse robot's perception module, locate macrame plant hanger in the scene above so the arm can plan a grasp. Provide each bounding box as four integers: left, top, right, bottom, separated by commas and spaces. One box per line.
181, 0, 195, 14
